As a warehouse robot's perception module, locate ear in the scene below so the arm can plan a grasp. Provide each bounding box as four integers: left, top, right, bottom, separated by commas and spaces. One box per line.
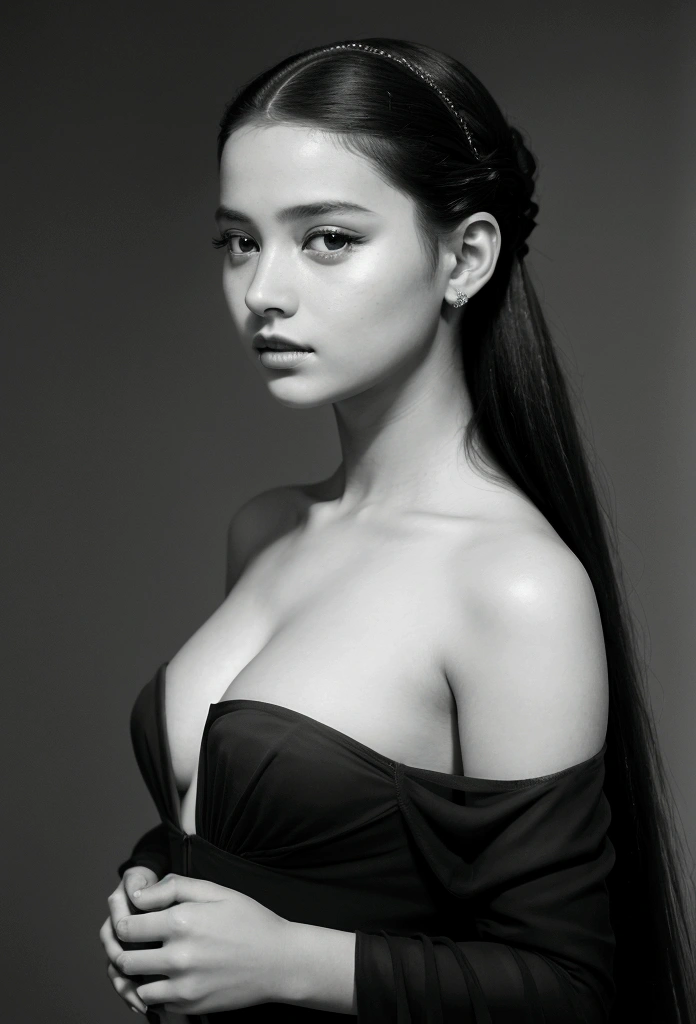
444, 212, 501, 306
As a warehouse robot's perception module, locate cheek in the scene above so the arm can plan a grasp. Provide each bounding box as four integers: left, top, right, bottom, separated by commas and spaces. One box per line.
323, 251, 440, 364
221, 267, 244, 323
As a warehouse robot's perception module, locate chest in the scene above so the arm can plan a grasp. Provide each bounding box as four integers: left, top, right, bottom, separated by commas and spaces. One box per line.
165, 525, 465, 833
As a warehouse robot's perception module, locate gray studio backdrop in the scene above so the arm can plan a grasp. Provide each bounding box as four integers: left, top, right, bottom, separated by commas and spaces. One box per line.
2, 2, 694, 1020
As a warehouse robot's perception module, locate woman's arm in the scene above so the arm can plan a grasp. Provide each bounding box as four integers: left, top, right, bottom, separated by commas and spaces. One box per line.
278, 758, 614, 1022
277, 769, 614, 1021
279, 923, 357, 1013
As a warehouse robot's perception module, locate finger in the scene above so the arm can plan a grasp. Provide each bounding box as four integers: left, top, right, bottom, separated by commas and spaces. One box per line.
137, 977, 178, 1009
116, 907, 173, 945
116, 946, 170, 978
108, 880, 132, 933
132, 873, 226, 910
107, 961, 149, 1014
123, 867, 157, 905
100, 916, 125, 966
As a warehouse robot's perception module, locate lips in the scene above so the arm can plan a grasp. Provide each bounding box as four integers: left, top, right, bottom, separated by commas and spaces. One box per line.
253, 335, 312, 352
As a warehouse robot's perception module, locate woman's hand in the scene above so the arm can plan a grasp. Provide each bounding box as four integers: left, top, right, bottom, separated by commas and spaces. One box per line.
100, 866, 159, 1015
111, 873, 293, 1015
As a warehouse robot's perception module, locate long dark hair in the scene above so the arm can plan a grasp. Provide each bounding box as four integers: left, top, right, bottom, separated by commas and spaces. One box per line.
215, 37, 696, 1021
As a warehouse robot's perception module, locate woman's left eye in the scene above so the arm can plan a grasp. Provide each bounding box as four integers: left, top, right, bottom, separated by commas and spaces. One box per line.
304, 230, 357, 257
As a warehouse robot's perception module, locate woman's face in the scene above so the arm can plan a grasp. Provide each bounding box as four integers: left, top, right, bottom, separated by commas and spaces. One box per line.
217, 123, 455, 408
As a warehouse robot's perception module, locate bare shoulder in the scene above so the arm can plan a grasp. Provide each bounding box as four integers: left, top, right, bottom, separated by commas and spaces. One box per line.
443, 524, 609, 780
225, 484, 303, 595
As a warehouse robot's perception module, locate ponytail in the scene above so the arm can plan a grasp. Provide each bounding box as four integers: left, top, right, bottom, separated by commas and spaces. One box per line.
462, 253, 696, 1021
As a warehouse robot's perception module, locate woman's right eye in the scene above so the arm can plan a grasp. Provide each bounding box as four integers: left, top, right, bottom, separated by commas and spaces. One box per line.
211, 232, 258, 256
229, 234, 258, 256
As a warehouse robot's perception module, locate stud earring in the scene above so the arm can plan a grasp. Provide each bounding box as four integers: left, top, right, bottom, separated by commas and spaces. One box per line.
453, 290, 469, 308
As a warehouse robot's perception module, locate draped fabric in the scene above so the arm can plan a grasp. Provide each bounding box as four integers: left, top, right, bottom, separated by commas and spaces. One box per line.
118, 821, 171, 880
117, 662, 616, 1022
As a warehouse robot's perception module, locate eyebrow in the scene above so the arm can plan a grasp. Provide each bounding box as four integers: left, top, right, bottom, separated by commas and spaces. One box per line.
214, 200, 376, 224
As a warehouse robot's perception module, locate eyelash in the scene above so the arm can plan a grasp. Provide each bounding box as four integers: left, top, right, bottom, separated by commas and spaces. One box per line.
210, 229, 364, 261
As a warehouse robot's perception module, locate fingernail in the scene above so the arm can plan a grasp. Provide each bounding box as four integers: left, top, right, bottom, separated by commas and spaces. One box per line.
131, 1008, 142, 1015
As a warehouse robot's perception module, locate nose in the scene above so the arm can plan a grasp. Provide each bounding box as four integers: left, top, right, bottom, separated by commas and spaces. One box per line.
243, 249, 298, 319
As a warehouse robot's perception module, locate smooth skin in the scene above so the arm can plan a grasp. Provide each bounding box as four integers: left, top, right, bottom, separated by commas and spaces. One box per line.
101, 122, 608, 1015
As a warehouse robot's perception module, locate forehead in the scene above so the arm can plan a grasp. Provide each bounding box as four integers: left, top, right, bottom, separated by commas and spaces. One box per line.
218, 124, 410, 218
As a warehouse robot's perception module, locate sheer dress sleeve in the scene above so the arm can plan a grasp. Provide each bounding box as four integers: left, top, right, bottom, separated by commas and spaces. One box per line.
354, 742, 615, 1023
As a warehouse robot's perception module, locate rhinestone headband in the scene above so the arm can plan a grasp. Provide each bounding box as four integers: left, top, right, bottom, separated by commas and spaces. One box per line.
323, 42, 480, 161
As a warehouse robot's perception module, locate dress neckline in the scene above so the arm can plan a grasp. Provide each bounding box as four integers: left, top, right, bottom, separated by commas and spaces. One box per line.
155, 659, 608, 832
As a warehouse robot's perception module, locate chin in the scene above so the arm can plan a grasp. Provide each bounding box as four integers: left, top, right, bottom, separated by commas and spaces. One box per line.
265, 380, 333, 410
270, 376, 376, 410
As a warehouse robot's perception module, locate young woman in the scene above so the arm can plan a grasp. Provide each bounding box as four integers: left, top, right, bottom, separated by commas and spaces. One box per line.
100, 37, 695, 1022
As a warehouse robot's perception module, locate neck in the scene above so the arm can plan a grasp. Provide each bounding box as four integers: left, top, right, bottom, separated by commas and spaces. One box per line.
325, 332, 507, 521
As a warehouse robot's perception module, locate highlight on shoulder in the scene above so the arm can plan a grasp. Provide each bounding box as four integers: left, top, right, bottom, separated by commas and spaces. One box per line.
443, 528, 610, 781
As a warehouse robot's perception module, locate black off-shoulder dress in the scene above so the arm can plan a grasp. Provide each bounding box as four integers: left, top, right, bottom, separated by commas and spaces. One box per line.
117, 661, 616, 1022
